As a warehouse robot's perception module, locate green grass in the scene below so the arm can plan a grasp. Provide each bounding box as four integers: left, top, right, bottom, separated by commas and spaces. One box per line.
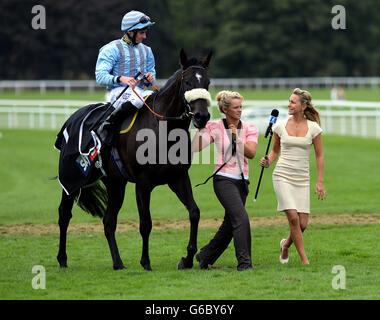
0, 224, 379, 299
0, 129, 379, 225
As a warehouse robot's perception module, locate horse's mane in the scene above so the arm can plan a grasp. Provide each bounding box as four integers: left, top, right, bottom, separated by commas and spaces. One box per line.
156, 69, 181, 96
156, 57, 203, 97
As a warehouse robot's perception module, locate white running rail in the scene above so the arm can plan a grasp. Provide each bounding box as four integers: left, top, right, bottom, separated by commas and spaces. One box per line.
1, 99, 380, 138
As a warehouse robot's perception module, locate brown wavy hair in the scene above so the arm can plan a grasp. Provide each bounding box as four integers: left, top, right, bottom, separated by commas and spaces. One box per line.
293, 88, 321, 125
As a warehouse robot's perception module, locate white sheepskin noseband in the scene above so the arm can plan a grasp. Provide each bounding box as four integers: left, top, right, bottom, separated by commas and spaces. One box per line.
184, 88, 212, 107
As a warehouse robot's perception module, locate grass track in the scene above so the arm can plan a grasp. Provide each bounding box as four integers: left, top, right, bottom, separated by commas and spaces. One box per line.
0, 129, 379, 225
0, 224, 379, 299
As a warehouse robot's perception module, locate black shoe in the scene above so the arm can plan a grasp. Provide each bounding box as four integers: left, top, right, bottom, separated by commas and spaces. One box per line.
237, 265, 253, 271
97, 102, 138, 146
196, 253, 208, 270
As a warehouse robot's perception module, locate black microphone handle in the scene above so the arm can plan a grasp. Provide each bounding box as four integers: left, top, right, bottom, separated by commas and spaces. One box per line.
264, 122, 273, 139
254, 165, 265, 201
254, 130, 273, 201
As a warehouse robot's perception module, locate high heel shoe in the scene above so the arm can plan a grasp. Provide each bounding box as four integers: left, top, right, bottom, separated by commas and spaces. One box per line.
279, 239, 289, 264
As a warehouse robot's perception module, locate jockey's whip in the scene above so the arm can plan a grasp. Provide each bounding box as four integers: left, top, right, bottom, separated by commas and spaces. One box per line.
110, 72, 141, 108
100, 72, 142, 120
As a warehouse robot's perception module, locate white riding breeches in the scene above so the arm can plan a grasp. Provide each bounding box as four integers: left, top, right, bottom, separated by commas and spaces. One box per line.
105, 86, 152, 110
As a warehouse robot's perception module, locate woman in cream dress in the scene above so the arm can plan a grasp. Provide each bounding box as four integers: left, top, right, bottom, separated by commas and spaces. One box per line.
260, 88, 327, 265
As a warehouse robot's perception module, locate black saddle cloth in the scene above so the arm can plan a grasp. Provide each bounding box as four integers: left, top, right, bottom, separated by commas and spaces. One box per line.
54, 102, 114, 195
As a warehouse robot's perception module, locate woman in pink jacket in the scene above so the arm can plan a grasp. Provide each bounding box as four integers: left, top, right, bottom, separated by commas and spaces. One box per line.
192, 90, 258, 271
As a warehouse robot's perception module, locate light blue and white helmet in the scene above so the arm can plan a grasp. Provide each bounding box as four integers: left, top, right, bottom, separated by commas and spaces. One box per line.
121, 10, 155, 32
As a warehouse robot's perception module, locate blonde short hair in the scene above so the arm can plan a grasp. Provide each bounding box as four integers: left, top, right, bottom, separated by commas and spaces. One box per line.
293, 88, 321, 125
215, 90, 243, 114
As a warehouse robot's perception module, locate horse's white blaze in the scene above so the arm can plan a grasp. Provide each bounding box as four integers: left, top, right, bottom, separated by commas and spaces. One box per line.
195, 73, 202, 83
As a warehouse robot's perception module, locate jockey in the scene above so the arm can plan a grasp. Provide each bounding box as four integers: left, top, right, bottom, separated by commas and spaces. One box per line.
95, 10, 156, 144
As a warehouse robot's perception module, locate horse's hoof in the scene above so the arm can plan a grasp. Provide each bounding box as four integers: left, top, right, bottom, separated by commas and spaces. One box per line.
113, 264, 126, 270
57, 255, 68, 268
57, 258, 68, 268
177, 257, 193, 270
140, 260, 152, 271
142, 264, 152, 271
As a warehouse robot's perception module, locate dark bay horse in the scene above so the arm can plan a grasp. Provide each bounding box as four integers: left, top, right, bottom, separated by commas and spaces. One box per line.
57, 49, 212, 270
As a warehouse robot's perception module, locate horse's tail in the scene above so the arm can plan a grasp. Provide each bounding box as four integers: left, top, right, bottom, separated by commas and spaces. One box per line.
75, 181, 108, 218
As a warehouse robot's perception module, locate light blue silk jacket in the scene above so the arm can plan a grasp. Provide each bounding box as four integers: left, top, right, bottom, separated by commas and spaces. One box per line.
95, 38, 156, 90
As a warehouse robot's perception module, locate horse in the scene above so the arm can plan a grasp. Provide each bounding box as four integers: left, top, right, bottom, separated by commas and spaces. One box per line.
56, 49, 212, 271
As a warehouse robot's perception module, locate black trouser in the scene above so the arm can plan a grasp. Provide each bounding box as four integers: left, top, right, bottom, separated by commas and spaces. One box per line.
198, 175, 252, 270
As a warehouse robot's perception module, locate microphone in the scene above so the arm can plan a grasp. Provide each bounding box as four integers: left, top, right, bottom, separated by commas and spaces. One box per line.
264, 109, 279, 138
254, 108, 279, 202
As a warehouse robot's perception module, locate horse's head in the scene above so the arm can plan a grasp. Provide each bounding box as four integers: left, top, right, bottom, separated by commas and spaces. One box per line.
180, 49, 212, 129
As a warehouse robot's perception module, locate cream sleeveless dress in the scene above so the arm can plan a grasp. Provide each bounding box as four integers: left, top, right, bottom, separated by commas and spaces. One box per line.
272, 118, 322, 213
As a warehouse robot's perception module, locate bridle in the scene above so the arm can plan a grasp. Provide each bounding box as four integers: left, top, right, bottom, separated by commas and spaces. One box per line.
132, 65, 209, 121
177, 65, 208, 120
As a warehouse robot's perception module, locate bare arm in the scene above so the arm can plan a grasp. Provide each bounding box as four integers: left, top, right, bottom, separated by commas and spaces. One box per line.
259, 132, 281, 167
241, 141, 257, 159
313, 133, 327, 200
191, 130, 209, 152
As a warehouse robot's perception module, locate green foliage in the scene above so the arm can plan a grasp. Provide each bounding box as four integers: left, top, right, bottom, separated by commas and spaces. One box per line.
1, 0, 380, 78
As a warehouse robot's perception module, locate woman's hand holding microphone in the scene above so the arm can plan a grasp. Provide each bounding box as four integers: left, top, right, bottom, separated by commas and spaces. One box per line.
259, 156, 270, 168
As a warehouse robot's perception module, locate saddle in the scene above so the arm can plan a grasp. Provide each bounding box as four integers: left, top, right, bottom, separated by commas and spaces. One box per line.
119, 94, 150, 134
55, 102, 112, 195
119, 110, 139, 134
55, 95, 151, 195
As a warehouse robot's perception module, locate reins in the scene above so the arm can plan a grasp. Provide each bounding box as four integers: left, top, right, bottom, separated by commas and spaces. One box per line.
132, 77, 164, 119
131, 66, 206, 121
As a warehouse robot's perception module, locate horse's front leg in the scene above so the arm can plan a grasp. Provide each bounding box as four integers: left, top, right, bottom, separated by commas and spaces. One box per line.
136, 183, 153, 271
168, 174, 200, 269
103, 179, 126, 270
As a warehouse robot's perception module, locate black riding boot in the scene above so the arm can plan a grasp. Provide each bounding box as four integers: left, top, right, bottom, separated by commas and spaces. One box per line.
97, 101, 139, 146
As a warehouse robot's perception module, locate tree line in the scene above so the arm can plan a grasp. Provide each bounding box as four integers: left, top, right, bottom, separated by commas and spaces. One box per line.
1, 0, 379, 80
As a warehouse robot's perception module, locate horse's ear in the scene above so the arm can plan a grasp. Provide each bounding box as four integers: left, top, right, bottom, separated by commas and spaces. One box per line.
180, 48, 188, 67
201, 51, 213, 68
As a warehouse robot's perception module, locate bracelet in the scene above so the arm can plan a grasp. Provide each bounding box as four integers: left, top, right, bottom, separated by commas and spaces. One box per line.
116, 76, 122, 83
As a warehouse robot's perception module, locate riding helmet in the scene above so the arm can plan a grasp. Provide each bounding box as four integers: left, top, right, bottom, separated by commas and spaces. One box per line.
121, 10, 155, 32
